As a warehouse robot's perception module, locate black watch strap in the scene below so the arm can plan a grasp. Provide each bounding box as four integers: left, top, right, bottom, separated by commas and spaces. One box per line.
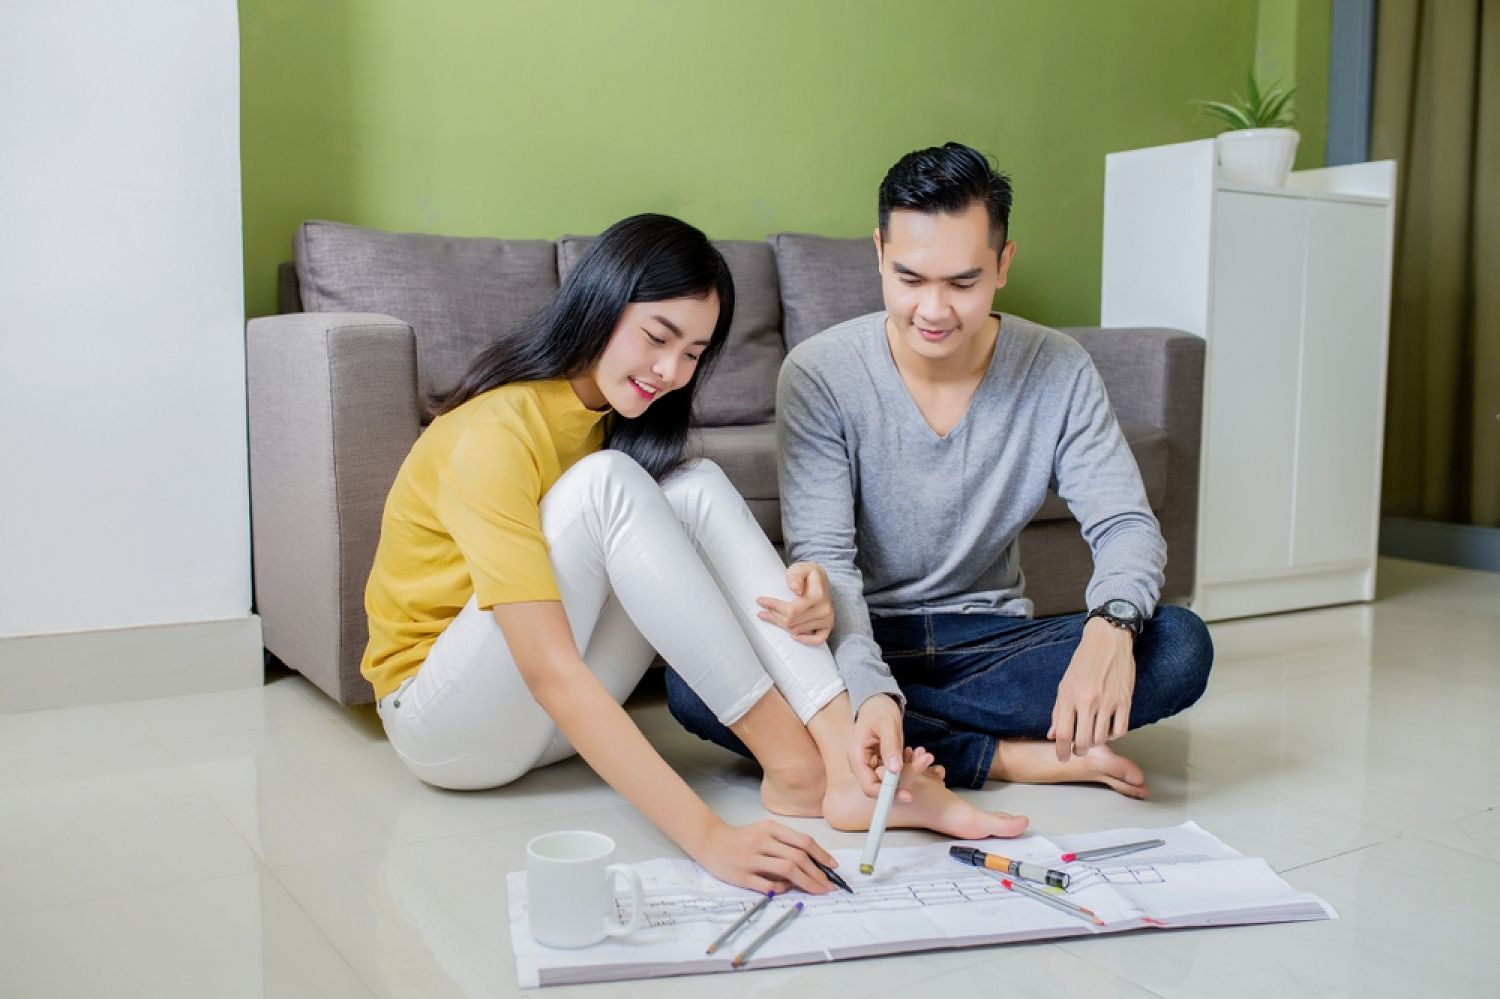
1086, 598, 1144, 636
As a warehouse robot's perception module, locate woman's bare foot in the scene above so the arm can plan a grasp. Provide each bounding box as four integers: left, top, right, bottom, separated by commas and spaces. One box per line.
822, 747, 1029, 838
729, 687, 827, 817
989, 741, 1149, 799
759, 759, 825, 817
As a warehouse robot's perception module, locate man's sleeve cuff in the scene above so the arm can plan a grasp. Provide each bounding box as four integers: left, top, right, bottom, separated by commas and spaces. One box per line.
847, 675, 906, 718
1085, 583, 1159, 619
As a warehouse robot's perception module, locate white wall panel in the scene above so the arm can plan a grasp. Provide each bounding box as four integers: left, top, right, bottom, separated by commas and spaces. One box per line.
0, 1, 249, 637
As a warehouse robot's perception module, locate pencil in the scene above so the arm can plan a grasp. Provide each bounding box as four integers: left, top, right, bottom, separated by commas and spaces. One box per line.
705, 891, 773, 955
731, 901, 804, 968
1060, 838, 1165, 863
998, 876, 1104, 927
859, 768, 901, 874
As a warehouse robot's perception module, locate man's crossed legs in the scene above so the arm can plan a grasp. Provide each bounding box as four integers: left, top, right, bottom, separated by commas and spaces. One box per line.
666, 606, 1212, 796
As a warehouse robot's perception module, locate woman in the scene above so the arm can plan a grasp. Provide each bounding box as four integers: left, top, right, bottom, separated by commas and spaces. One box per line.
362, 214, 1023, 896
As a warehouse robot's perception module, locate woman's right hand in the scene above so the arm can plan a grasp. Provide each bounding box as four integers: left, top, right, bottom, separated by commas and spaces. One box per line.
694, 818, 839, 895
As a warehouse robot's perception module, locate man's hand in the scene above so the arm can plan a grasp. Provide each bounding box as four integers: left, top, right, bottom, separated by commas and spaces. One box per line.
849, 694, 913, 799
756, 562, 834, 646
1049, 618, 1137, 762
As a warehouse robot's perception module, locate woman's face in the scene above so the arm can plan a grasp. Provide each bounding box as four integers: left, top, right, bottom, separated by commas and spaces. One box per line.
575, 293, 719, 417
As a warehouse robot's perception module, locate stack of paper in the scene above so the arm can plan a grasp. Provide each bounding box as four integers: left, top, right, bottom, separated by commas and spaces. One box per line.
506, 821, 1336, 988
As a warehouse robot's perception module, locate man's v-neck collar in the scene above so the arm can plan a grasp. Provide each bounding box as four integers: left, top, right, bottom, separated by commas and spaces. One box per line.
878, 313, 1007, 441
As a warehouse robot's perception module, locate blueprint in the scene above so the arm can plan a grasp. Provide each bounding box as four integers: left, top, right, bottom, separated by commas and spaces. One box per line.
506, 821, 1336, 988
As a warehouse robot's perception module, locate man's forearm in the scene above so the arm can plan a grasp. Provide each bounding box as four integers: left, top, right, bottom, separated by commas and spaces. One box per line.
819, 565, 904, 713
834, 631, 904, 715
1082, 511, 1165, 616
777, 358, 904, 714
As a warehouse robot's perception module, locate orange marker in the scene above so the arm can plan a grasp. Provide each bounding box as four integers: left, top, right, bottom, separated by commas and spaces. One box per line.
949, 845, 1071, 889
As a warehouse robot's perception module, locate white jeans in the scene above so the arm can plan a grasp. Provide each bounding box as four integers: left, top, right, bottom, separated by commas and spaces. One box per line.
376, 451, 845, 790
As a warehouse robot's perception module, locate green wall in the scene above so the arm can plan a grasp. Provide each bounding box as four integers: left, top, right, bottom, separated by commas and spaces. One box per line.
241, 0, 1330, 327
1255, 0, 1331, 166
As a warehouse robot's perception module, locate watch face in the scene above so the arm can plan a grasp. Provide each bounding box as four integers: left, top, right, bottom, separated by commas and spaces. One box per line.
1106, 599, 1140, 621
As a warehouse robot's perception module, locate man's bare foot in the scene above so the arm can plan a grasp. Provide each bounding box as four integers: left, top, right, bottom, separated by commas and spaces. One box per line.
989, 741, 1149, 799
759, 760, 825, 817
822, 749, 1028, 838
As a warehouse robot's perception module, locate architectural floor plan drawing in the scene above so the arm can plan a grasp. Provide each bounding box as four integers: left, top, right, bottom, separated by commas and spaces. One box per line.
639, 871, 1016, 928
507, 822, 1337, 988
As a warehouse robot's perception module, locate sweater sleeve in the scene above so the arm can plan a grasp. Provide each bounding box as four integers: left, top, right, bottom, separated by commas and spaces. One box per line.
1053, 355, 1166, 616
436, 412, 561, 608
777, 358, 905, 714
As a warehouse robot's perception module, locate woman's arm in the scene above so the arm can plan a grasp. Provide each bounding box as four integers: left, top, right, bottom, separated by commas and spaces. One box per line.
493, 601, 837, 894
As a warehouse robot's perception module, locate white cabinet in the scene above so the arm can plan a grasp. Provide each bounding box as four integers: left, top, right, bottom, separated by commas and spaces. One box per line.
1101, 140, 1396, 620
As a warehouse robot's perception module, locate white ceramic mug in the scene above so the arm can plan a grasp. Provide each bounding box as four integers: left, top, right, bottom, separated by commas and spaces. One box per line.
526, 830, 645, 948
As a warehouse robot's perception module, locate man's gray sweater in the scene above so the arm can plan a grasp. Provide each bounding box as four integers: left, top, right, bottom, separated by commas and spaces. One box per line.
777, 311, 1166, 713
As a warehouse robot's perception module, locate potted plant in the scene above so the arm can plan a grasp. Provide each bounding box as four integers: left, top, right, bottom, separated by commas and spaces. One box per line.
1196, 72, 1300, 186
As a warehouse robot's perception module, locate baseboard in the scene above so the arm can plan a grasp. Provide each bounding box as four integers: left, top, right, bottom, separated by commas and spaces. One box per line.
0, 614, 263, 713
1379, 517, 1500, 574
1192, 565, 1375, 622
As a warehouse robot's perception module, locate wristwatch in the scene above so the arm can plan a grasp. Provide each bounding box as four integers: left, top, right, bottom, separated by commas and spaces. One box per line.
1086, 598, 1144, 636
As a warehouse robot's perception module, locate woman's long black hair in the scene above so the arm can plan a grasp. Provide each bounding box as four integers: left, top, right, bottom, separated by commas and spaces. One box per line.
432, 214, 735, 480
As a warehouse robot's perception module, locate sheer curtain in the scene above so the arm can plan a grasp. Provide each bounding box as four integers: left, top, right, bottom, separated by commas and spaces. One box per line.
1372, 0, 1499, 527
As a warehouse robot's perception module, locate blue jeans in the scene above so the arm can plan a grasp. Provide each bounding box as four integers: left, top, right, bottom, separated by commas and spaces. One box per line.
665, 605, 1213, 789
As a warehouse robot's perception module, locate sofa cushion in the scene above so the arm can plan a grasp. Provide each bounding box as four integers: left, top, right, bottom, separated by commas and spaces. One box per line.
1031, 420, 1169, 522
558, 237, 785, 427
694, 423, 779, 502
770, 234, 884, 349
294, 221, 559, 414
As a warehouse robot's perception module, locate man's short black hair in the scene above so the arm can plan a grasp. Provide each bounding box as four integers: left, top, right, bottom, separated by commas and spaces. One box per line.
878, 142, 1013, 249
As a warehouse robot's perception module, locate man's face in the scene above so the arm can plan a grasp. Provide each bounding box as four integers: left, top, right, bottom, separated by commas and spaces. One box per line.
875, 202, 1014, 366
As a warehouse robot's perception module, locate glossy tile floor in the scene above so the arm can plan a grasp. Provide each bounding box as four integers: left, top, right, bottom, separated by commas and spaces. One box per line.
3, 557, 1497, 998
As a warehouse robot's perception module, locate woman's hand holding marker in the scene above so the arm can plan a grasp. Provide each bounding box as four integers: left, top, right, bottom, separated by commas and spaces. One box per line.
694, 818, 840, 896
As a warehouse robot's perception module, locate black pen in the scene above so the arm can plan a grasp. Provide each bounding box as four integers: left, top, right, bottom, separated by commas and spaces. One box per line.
811, 857, 853, 894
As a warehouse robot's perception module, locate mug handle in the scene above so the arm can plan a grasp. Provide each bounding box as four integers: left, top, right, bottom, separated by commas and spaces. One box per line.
603, 863, 645, 937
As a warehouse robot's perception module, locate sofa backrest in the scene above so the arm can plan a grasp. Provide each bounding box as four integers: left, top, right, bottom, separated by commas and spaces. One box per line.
293, 221, 560, 416
768, 234, 884, 350
286, 220, 886, 425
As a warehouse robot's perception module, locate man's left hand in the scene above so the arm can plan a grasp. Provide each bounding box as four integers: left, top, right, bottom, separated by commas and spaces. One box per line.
756, 562, 834, 645
1049, 618, 1137, 761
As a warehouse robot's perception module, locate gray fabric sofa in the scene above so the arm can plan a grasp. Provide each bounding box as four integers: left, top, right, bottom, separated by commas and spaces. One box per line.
248, 221, 1204, 705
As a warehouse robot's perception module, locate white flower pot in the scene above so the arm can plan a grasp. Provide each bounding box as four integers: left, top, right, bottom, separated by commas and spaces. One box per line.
1215, 128, 1300, 187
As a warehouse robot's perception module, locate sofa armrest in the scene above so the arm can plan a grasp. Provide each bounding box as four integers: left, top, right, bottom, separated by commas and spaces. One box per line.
1061, 327, 1205, 604
246, 313, 421, 704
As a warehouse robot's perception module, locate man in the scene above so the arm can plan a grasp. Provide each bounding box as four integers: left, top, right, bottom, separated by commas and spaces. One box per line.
669, 142, 1212, 809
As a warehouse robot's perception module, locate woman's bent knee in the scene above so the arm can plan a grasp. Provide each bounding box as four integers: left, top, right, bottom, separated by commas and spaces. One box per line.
661, 458, 736, 503
544, 450, 667, 531
661, 458, 762, 534
556, 449, 656, 496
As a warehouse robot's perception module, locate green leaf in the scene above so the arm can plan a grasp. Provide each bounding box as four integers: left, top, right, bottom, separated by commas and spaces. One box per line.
1194, 99, 1255, 130
1260, 87, 1298, 127
1197, 69, 1299, 130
